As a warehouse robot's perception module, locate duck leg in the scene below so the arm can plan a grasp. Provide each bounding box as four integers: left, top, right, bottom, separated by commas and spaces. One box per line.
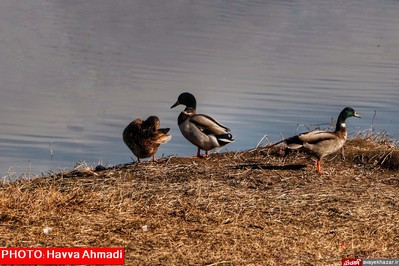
197, 147, 202, 158
152, 154, 157, 162
316, 160, 323, 174
193, 147, 210, 158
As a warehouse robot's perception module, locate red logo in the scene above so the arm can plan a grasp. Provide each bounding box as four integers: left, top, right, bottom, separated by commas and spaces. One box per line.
342, 258, 363, 266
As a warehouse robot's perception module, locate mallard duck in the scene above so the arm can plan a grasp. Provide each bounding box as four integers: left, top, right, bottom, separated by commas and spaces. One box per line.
171, 92, 234, 157
123, 116, 171, 162
272, 107, 362, 173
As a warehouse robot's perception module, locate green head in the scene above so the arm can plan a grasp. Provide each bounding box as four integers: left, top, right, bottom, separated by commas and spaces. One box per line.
171, 92, 197, 109
337, 107, 362, 129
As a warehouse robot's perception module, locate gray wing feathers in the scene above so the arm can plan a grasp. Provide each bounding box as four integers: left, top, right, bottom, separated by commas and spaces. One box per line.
298, 130, 338, 144
190, 114, 230, 135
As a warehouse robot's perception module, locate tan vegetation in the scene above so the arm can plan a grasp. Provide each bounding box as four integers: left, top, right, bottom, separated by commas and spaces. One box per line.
0, 134, 398, 265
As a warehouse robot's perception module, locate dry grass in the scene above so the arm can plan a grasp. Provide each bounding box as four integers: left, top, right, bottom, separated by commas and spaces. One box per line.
0, 135, 398, 265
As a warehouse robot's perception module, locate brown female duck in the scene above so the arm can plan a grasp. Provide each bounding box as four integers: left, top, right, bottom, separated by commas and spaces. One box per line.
123, 116, 171, 162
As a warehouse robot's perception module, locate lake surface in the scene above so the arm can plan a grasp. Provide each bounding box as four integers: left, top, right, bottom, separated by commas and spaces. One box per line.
1, 0, 398, 177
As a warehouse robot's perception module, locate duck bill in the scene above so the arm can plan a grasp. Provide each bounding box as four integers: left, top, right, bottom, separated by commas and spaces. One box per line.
354, 112, 362, 118
170, 100, 180, 109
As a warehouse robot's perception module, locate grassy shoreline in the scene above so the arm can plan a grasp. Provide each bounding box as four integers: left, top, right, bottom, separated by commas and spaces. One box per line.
1, 135, 398, 265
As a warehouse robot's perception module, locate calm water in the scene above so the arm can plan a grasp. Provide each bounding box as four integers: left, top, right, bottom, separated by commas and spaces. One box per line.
1, 0, 398, 177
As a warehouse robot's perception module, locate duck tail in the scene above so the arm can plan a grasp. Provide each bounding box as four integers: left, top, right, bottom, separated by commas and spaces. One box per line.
266, 139, 284, 148
153, 134, 172, 144
216, 133, 234, 146
267, 135, 303, 149
284, 135, 304, 149
157, 128, 170, 134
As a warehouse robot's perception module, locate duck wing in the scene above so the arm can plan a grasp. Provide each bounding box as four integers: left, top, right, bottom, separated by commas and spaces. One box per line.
298, 130, 338, 144
157, 128, 170, 134
148, 127, 171, 144
280, 130, 337, 149
151, 133, 172, 144
189, 114, 231, 135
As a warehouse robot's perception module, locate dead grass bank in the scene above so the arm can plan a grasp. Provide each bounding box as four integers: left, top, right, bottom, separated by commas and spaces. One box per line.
0, 135, 398, 265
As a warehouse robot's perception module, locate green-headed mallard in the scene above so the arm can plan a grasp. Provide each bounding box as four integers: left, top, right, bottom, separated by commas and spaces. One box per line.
272, 107, 362, 173
123, 116, 171, 162
171, 92, 234, 157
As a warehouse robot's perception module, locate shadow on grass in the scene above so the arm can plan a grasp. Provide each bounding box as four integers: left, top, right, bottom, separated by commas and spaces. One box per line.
234, 164, 307, 171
